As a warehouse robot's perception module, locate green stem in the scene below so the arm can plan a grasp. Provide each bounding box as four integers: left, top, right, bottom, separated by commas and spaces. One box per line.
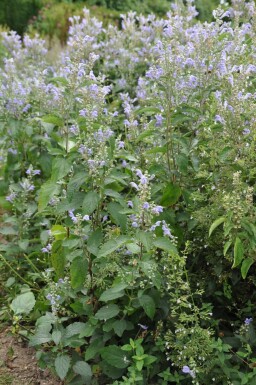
0, 254, 39, 290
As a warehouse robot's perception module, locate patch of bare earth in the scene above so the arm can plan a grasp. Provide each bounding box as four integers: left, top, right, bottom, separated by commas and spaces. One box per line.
0, 328, 61, 385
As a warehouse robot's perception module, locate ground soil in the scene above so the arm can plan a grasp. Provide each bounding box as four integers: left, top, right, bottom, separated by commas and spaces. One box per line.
0, 327, 61, 385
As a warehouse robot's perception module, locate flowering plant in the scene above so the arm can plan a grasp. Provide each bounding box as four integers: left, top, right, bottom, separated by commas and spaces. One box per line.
1, 1, 256, 384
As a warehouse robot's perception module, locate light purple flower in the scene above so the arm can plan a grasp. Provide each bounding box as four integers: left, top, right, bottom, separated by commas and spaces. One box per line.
118, 141, 125, 149
130, 182, 139, 190
79, 108, 87, 117
136, 169, 143, 178
91, 110, 98, 119
6, 192, 16, 202
42, 244, 52, 253
143, 202, 150, 210
83, 215, 90, 221
127, 201, 133, 208
155, 114, 163, 127
69, 124, 79, 135
68, 209, 78, 224
245, 318, 253, 325
152, 206, 163, 215
182, 366, 195, 378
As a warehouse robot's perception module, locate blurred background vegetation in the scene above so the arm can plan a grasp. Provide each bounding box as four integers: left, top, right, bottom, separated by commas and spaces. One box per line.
0, 0, 220, 43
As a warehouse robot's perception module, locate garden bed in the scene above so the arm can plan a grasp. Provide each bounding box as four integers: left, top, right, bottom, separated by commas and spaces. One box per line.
0, 328, 60, 385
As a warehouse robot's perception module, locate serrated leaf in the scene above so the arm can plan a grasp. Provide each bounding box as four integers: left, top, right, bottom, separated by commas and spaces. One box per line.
98, 236, 130, 257
95, 304, 120, 320
29, 329, 52, 346
153, 237, 178, 255
67, 171, 88, 198
38, 180, 60, 212
51, 240, 65, 279
136, 231, 152, 252
209, 217, 225, 237
42, 114, 63, 127
126, 242, 140, 254
176, 153, 188, 174
99, 283, 127, 302
161, 183, 182, 206
108, 202, 127, 232
70, 257, 88, 290
73, 361, 92, 380
11, 292, 35, 315
65, 322, 86, 338
241, 258, 254, 279
51, 225, 66, 240
55, 354, 71, 380
51, 157, 71, 181
82, 191, 100, 214
101, 346, 129, 369
232, 237, 244, 268
87, 229, 103, 256
138, 294, 155, 320
85, 339, 104, 361
146, 146, 167, 154
52, 330, 62, 345
135, 106, 161, 116
113, 320, 127, 337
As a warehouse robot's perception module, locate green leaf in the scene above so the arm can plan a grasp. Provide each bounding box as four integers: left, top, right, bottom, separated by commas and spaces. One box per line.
55, 354, 71, 380
126, 242, 141, 254
11, 292, 36, 315
136, 129, 155, 142
99, 283, 127, 302
98, 236, 130, 257
42, 114, 63, 127
67, 171, 88, 198
38, 180, 60, 212
101, 346, 129, 369
136, 231, 152, 252
108, 202, 127, 232
52, 330, 62, 345
85, 339, 104, 360
65, 322, 86, 338
113, 320, 127, 337
51, 157, 71, 181
95, 304, 120, 320
232, 237, 244, 268
153, 237, 178, 255
82, 191, 100, 214
138, 295, 155, 320
209, 217, 225, 237
146, 146, 166, 154
160, 183, 182, 206
171, 112, 192, 125
87, 229, 103, 256
70, 257, 88, 290
73, 361, 92, 381
51, 240, 65, 279
29, 330, 52, 346
79, 322, 97, 338
224, 240, 232, 256
176, 153, 189, 175
241, 258, 254, 279
51, 225, 66, 240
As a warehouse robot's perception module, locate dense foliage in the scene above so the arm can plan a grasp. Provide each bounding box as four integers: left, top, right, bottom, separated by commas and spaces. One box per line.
0, 1, 256, 384
0, 0, 220, 39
